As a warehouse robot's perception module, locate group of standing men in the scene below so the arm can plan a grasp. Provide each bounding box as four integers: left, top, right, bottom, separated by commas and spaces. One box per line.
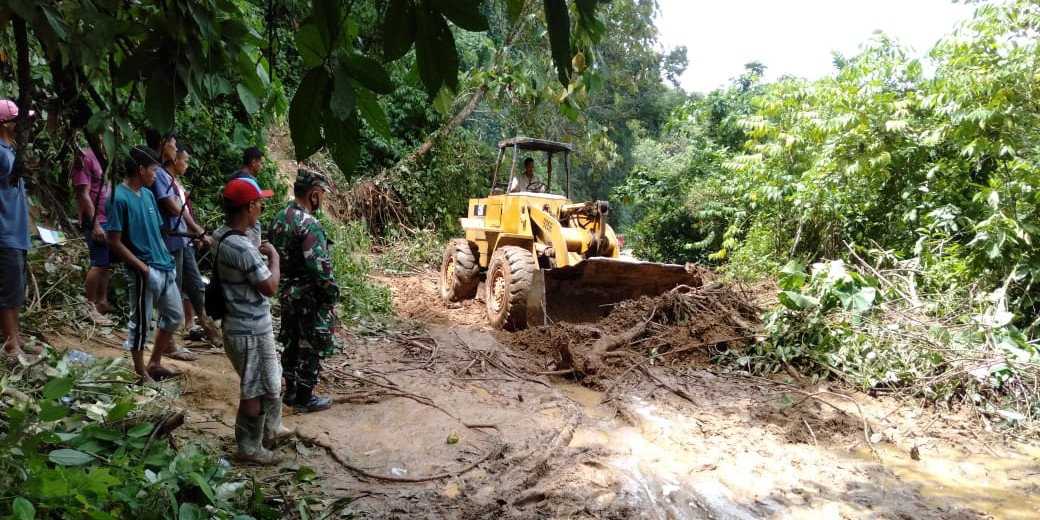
0, 99, 340, 465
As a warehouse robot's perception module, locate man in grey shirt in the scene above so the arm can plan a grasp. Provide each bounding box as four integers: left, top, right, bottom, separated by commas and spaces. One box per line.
213, 177, 291, 464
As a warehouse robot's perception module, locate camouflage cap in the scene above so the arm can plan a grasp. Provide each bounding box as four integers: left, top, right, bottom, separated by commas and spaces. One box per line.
295, 168, 331, 192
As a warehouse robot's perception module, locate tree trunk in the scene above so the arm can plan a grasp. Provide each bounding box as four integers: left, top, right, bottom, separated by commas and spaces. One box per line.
12, 14, 31, 182
403, 84, 490, 166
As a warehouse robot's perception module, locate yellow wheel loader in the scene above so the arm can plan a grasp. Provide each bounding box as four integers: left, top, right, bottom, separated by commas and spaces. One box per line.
440, 137, 699, 330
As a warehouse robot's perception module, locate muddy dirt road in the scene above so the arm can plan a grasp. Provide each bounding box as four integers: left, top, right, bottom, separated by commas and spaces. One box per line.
68, 268, 1037, 519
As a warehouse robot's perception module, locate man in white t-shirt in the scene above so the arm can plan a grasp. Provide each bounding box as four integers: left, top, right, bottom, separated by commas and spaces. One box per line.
509, 157, 546, 193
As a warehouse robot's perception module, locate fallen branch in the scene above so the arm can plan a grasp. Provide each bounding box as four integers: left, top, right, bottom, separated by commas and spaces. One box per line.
788, 390, 879, 460
639, 366, 699, 408
297, 430, 504, 483
590, 307, 656, 358
144, 409, 187, 453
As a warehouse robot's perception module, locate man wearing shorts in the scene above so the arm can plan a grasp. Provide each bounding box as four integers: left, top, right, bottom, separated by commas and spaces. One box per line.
213, 177, 290, 464
146, 129, 203, 361
71, 145, 114, 326
0, 99, 35, 356
105, 146, 184, 383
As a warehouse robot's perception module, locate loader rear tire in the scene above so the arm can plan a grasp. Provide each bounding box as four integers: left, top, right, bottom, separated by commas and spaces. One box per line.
440, 239, 480, 302
486, 246, 535, 330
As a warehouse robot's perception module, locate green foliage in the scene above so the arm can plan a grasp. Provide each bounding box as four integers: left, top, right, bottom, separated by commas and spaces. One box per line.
324, 219, 394, 329
732, 260, 880, 376
286, 0, 612, 178
0, 0, 277, 163
377, 227, 446, 275
0, 350, 271, 519
728, 252, 1040, 425
394, 127, 495, 234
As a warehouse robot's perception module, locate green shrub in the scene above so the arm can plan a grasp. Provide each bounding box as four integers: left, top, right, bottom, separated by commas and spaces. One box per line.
0, 350, 271, 519
325, 219, 394, 329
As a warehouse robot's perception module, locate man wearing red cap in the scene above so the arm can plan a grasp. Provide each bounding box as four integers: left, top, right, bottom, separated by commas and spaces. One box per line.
0, 99, 37, 356
212, 177, 290, 464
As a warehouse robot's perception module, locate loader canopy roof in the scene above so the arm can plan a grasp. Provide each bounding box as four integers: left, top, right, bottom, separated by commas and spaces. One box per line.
493, 137, 575, 197
497, 137, 575, 154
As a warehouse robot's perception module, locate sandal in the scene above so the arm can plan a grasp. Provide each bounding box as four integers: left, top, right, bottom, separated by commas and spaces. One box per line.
165, 344, 199, 361
147, 364, 182, 380
86, 302, 114, 327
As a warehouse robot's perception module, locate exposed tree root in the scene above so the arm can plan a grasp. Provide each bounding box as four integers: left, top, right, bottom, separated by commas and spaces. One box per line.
297, 429, 505, 483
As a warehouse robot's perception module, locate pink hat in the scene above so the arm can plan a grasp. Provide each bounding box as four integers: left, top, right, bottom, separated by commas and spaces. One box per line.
0, 99, 35, 122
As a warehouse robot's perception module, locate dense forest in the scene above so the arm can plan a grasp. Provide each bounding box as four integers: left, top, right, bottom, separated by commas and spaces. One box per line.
0, 0, 1037, 517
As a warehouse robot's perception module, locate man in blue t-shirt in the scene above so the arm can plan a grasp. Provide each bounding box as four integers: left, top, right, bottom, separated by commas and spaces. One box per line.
145, 129, 205, 361
0, 99, 35, 357
106, 146, 185, 383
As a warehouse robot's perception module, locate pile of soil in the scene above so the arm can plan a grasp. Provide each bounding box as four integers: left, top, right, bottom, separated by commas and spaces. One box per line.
513, 281, 762, 384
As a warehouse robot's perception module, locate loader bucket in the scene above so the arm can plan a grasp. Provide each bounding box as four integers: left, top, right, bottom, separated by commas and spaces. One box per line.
526, 257, 703, 326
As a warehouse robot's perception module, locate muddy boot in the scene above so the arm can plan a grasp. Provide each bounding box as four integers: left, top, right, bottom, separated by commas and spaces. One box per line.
198, 314, 223, 347
262, 397, 295, 449
282, 379, 297, 406
234, 409, 280, 465
293, 385, 332, 414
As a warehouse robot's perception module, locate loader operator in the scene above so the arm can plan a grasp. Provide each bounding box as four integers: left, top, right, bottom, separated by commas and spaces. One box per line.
510, 157, 546, 193
267, 169, 338, 414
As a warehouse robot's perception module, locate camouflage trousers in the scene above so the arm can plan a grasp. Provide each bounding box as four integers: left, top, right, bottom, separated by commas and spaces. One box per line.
278, 299, 336, 389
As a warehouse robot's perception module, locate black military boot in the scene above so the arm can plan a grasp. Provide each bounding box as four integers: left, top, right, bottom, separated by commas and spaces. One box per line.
293, 385, 332, 413
282, 379, 296, 406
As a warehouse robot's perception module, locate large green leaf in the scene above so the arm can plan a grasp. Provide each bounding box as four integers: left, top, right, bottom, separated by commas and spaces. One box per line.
415, 7, 459, 96
289, 68, 331, 161
837, 286, 877, 311
11, 497, 34, 520
506, 0, 524, 24
384, 0, 417, 61
778, 260, 807, 291
106, 396, 134, 422
330, 61, 357, 121
128, 422, 153, 438
178, 503, 206, 520
43, 377, 74, 399
313, 0, 344, 52
778, 291, 819, 310
430, 0, 490, 31
145, 73, 177, 134
325, 112, 361, 179
342, 53, 394, 95
39, 400, 70, 422
188, 472, 217, 504
40, 3, 69, 40
356, 87, 391, 141
237, 83, 261, 114
295, 23, 328, 68
49, 448, 95, 466
543, 0, 571, 85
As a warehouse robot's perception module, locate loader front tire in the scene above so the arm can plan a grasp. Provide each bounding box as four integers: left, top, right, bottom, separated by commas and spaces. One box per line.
486, 246, 535, 330
440, 239, 480, 302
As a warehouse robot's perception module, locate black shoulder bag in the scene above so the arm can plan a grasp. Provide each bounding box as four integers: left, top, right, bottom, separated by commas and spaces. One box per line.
205, 230, 246, 320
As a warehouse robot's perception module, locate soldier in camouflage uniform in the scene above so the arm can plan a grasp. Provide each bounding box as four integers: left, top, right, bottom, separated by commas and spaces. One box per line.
267, 169, 337, 413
